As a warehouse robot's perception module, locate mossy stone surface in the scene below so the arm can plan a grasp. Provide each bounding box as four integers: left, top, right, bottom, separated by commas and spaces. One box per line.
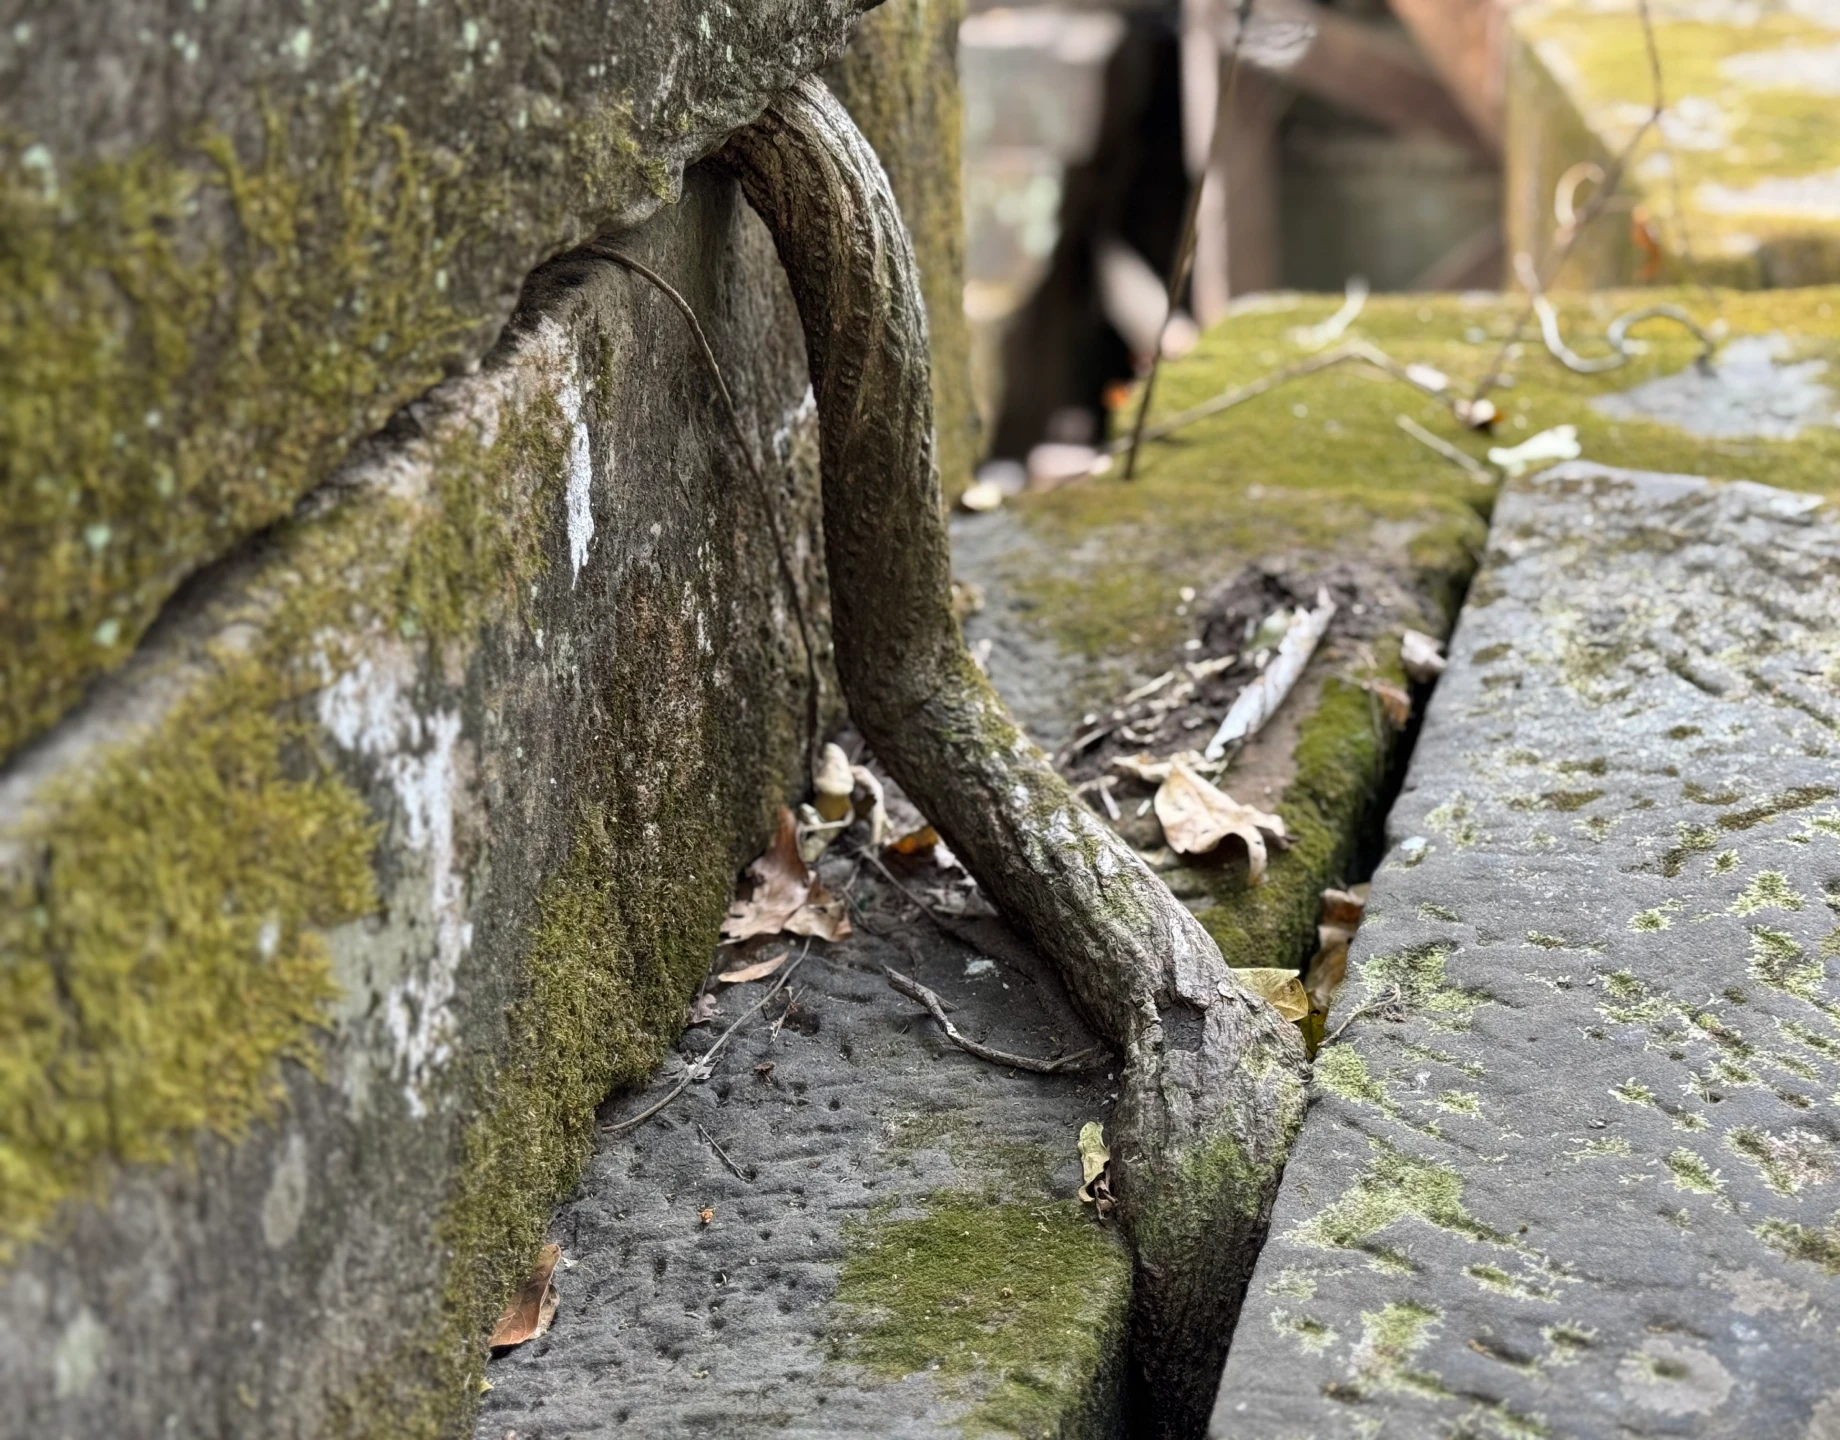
832, 0, 981, 505
0, 0, 867, 761
1506, 0, 1840, 287
0, 171, 831, 1439
1212, 465, 1840, 1437
473, 838, 1131, 1440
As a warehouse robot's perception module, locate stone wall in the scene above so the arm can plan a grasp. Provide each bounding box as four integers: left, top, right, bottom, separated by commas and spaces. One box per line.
0, 168, 835, 1440
831, 0, 981, 502
0, 1, 887, 1429
0, 0, 866, 761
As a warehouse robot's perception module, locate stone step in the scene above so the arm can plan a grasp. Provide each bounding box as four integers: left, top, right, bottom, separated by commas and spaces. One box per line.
1212, 463, 1840, 1438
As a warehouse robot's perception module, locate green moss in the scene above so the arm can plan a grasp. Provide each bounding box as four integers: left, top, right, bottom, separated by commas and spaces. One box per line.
832, 1195, 1130, 1439
1660, 822, 1719, 877
1199, 677, 1398, 971
1756, 1217, 1840, 1274
1350, 1300, 1452, 1399
831, 0, 977, 506
1664, 1148, 1723, 1195
0, 100, 476, 757
1295, 1139, 1512, 1257
0, 671, 378, 1260
1730, 872, 1806, 916
1749, 926, 1823, 1000
2, 337, 573, 1366
1360, 942, 1488, 1030
1512, 4, 1840, 284
1315, 1046, 1390, 1108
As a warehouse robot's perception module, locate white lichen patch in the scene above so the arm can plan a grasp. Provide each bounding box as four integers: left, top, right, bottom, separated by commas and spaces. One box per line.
1616, 1337, 1734, 1417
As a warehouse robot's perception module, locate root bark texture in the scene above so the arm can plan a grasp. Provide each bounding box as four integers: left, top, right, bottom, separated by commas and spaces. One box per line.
719, 80, 1307, 1434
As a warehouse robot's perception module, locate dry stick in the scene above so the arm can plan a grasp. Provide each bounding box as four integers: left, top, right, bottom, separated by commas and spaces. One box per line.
884, 967, 1109, 1074
1121, 0, 1258, 480
1470, 0, 1666, 405
1396, 414, 1490, 480
588, 246, 823, 773
601, 944, 812, 1136
697, 1123, 750, 1182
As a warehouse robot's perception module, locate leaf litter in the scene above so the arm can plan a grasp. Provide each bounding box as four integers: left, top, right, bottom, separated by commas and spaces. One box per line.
1153, 761, 1290, 884
489, 1242, 562, 1350
722, 808, 851, 943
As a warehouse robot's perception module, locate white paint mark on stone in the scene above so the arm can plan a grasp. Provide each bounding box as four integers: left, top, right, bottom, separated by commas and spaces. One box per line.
317, 641, 473, 1115
261, 1132, 309, 1250
52, 1309, 107, 1399
560, 375, 595, 586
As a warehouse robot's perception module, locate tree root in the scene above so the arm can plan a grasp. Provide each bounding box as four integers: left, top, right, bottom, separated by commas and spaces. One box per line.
719, 79, 1307, 1436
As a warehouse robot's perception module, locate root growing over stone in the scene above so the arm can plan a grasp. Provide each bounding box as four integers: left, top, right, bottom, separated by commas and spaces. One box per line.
719, 79, 1307, 1435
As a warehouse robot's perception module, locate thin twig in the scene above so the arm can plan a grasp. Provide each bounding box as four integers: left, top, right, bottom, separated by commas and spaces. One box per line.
1322, 985, 1404, 1046
884, 967, 1108, 1074
1470, 0, 1666, 405
1122, 0, 1257, 480
1396, 415, 1490, 481
602, 943, 812, 1135
768, 985, 803, 1041
697, 1123, 750, 1182
860, 845, 988, 953
588, 246, 823, 773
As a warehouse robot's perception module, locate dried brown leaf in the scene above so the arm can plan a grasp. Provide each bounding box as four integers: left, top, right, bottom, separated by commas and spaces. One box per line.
1077, 1121, 1115, 1217
489, 1243, 561, 1349
1152, 762, 1288, 884
1320, 887, 1366, 928
1232, 967, 1312, 1023
717, 951, 790, 985
720, 809, 852, 943
1365, 678, 1412, 727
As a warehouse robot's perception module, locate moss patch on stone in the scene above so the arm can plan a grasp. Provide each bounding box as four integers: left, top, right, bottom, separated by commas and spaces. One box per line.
1511, 0, 1840, 284
834, 1194, 1131, 1439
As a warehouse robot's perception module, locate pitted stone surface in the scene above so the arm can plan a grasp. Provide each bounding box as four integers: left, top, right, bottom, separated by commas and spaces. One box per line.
1213, 463, 1840, 1438
474, 845, 1129, 1439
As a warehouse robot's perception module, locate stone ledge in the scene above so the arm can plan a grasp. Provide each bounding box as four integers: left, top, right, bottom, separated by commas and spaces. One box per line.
1506, 0, 1840, 288
1212, 463, 1840, 1438
0, 0, 866, 761
0, 172, 830, 1439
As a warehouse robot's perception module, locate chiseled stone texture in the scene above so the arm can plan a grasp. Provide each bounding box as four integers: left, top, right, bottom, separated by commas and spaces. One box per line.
0, 0, 866, 759
0, 173, 830, 1439
474, 842, 1130, 1440
1213, 463, 1840, 1438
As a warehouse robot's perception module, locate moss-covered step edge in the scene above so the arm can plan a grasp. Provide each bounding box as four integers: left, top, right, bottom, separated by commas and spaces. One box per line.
965, 284, 1840, 979
831, 0, 980, 505
0, 0, 868, 763
1506, 0, 1840, 289
0, 178, 833, 1438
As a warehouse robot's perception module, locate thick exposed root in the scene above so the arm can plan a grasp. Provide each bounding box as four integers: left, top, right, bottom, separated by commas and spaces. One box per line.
718, 80, 1306, 1435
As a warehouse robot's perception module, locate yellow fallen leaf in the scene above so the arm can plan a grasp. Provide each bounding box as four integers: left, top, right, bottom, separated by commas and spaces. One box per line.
1153, 761, 1288, 883
717, 951, 790, 985
489, 1243, 561, 1349
813, 743, 855, 822
1232, 968, 1311, 1023
1077, 1121, 1114, 1216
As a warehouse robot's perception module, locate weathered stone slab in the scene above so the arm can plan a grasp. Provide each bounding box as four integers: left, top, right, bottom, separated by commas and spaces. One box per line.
475, 832, 1130, 1439
1506, 0, 1840, 288
0, 172, 829, 1439
1213, 463, 1840, 1437
0, 0, 865, 758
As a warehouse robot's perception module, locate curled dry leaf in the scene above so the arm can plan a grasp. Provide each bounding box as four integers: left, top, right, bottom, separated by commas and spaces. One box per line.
1400, 629, 1447, 683
1152, 762, 1289, 884
1230, 968, 1311, 1023
850, 765, 888, 847
1110, 750, 1210, 786
1320, 887, 1366, 929
721, 809, 853, 944
489, 1242, 561, 1350
888, 824, 941, 856
1364, 678, 1412, 728
813, 743, 855, 822
1077, 1121, 1115, 1217
686, 991, 720, 1027
717, 951, 790, 985
699, 1207, 715, 1226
